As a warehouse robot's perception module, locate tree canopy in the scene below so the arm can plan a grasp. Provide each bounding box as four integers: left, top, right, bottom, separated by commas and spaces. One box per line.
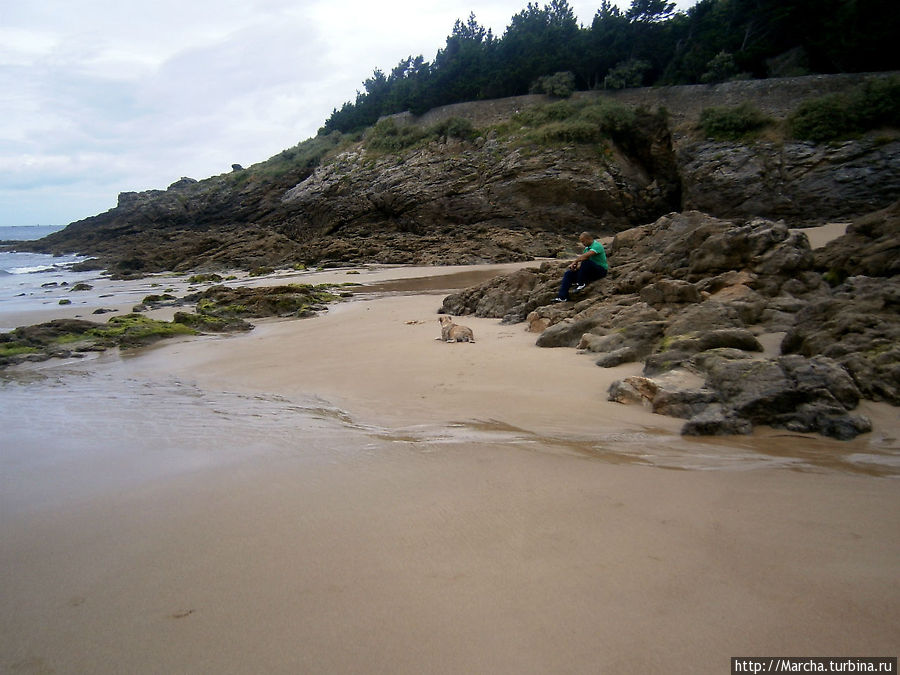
321, 0, 899, 134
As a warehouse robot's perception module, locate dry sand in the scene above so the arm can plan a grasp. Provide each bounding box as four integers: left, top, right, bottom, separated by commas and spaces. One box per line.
2, 248, 899, 674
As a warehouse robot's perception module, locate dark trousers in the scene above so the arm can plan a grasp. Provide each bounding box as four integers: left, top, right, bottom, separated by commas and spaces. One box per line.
558, 260, 607, 300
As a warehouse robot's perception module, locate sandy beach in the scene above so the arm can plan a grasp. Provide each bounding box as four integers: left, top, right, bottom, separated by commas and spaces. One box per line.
2, 249, 898, 673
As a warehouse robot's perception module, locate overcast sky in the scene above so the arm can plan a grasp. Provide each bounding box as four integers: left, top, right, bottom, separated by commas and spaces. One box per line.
1, 0, 693, 227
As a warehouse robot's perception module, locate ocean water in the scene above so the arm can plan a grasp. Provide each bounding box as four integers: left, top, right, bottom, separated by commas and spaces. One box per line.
0, 227, 101, 327
0, 224, 66, 242
0, 249, 95, 300
0, 225, 97, 302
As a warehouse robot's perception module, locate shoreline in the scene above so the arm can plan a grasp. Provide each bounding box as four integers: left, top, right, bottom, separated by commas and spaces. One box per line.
3, 249, 899, 473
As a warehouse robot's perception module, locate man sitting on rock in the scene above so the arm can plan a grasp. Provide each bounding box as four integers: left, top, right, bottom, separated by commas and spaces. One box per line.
553, 232, 609, 302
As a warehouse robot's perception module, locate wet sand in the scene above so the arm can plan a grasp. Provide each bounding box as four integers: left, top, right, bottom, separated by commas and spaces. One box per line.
2, 250, 899, 674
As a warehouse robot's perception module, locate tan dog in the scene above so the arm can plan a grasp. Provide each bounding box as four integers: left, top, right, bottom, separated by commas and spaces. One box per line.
437, 315, 475, 343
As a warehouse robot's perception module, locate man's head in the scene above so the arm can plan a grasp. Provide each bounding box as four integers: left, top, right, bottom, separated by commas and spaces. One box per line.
578, 232, 593, 246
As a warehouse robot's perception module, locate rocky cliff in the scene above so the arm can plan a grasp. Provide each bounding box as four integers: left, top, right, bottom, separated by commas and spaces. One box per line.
20, 73, 899, 276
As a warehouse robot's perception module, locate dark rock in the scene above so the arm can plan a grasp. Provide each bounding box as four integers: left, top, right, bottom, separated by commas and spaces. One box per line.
679, 139, 900, 224
775, 402, 872, 440
607, 378, 650, 405
781, 276, 900, 404
682, 405, 754, 436
689, 352, 869, 438
536, 315, 607, 348
643, 349, 698, 376
642, 329, 762, 375
186, 284, 340, 319
640, 280, 701, 305
611, 348, 873, 439
665, 328, 763, 354
607, 376, 660, 405
168, 177, 198, 190
441, 265, 554, 320
814, 200, 900, 279
779, 353, 861, 409
696, 355, 799, 420
595, 347, 639, 368
5, 319, 98, 346
665, 301, 747, 334
172, 312, 253, 333
651, 387, 720, 418
579, 320, 667, 359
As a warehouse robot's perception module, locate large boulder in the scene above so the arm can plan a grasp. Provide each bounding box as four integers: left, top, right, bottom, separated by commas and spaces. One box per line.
781, 276, 900, 404
440, 264, 557, 322
813, 200, 900, 280
609, 351, 871, 440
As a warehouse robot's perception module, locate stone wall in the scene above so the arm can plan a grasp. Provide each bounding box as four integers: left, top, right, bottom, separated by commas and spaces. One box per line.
394, 72, 899, 131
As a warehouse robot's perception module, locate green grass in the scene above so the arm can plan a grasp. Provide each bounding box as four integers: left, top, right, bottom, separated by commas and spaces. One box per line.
0, 344, 39, 358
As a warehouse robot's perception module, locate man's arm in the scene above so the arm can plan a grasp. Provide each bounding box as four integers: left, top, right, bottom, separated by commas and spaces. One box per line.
569, 246, 598, 269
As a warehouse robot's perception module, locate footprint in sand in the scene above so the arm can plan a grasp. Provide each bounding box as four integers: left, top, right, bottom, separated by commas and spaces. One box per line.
169, 609, 195, 619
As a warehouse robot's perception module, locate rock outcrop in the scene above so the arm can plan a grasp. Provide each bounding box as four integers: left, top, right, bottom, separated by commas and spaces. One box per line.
16, 74, 899, 276
678, 138, 900, 224
278, 106, 680, 264
441, 206, 899, 439
34, 172, 315, 277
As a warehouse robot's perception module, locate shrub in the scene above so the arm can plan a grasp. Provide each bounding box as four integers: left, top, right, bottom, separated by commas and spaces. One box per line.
513, 100, 580, 127
856, 76, 900, 128
789, 94, 856, 142
530, 71, 577, 98
365, 118, 428, 152
431, 117, 477, 141
514, 98, 638, 146
364, 116, 480, 154
700, 51, 738, 84
531, 120, 604, 144
790, 76, 900, 142
578, 100, 638, 137
700, 104, 771, 140
604, 59, 651, 90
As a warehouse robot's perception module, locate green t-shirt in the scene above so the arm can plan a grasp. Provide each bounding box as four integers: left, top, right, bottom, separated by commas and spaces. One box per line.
585, 240, 608, 269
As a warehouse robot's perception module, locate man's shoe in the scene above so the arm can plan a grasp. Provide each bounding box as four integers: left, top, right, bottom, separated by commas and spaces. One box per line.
573, 283, 586, 293
551, 297, 566, 303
